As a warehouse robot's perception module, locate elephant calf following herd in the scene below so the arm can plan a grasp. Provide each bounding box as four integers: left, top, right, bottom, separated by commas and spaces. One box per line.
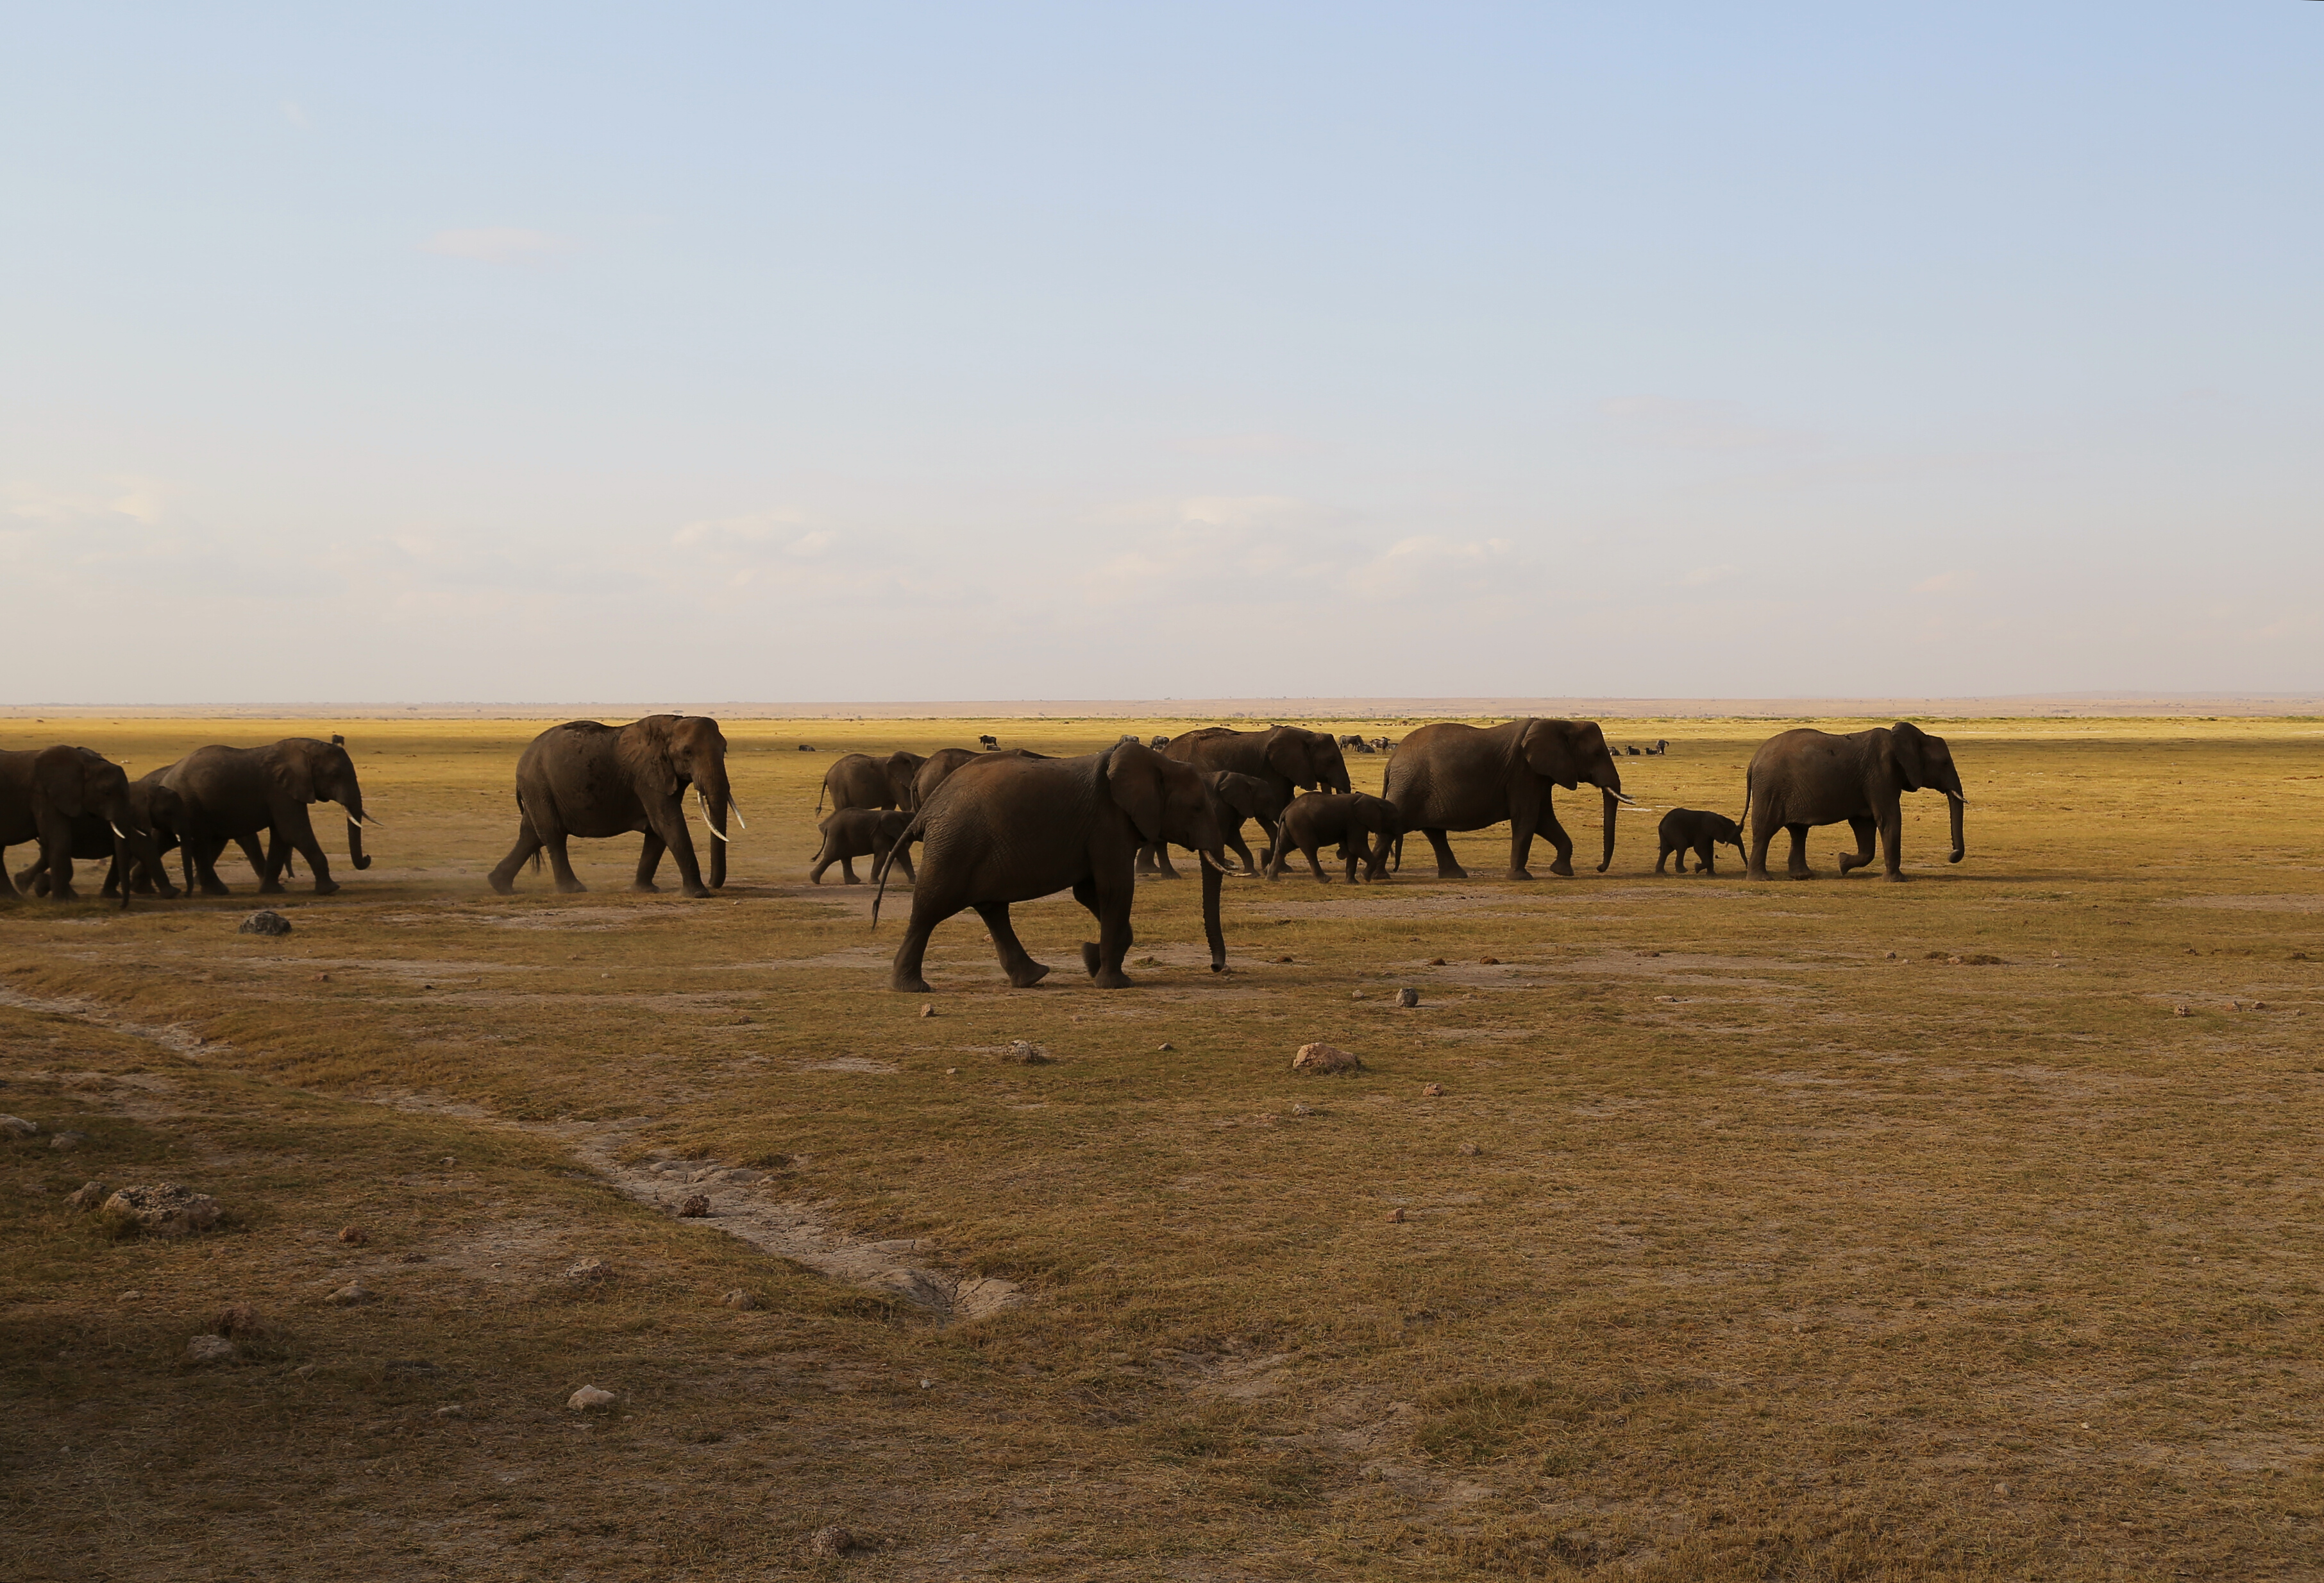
0, 714, 1969, 996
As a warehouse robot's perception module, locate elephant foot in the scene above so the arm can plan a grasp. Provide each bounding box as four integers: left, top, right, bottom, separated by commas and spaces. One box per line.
842, 874, 861, 885
1504, 867, 1535, 881
1006, 960, 1052, 989
487, 872, 517, 895
1548, 859, 1574, 877
1883, 871, 1910, 883
680, 884, 712, 899
1081, 942, 1102, 977
1436, 865, 1469, 880
555, 880, 589, 895
199, 882, 232, 897
1091, 969, 1133, 988
312, 878, 340, 896
257, 880, 284, 895
890, 975, 932, 994
630, 881, 661, 893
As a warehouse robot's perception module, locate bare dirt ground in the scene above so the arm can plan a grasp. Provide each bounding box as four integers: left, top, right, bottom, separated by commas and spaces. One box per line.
3, 715, 2322, 1580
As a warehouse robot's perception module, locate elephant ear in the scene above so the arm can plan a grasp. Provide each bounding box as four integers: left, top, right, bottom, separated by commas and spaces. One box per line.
627, 718, 684, 797
1264, 732, 1316, 788
269, 741, 321, 802
1105, 745, 1169, 845
35, 747, 91, 819
1886, 722, 1930, 793
1519, 720, 1574, 784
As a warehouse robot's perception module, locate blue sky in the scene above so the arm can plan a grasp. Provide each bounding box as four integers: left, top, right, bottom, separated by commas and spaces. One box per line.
4, 3, 2319, 702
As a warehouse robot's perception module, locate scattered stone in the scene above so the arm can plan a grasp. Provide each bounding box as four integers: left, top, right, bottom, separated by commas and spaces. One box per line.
2173, 1006, 2191, 1017
1387, 1208, 1406, 1224
238, 910, 292, 937
2292, 951, 2312, 961
2253, 1001, 2269, 1011
435, 1404, 465, 1419
1274, 954, 1294, 964
1884, 951, 1898, 960
65, 1181, 108, 1212
1422, 1083, 1445, 1097
337, 1226, 369, 1246
326, 1282, 372, 1306
441, 1157, 455, 1168
1396, 988, 1420, 1008
945, 1067, 959, 1075
1458, 1142, 1480, 1156
809, 1525, 857, 1559
1005, 1040, 1050, 1065
1351, 990, 1365, 1000
678, 1194, 711, 1217
568, 1385, 615, 1410
723, 1289, 759, 1310
49, 1130, 86, 1151
0, 1115, 38, 1137
316, 972, 331, 981
919, 1004, 937, 1018
101, 1185, 221, 1237
120, 1290, 143, 1301
1290, 1042, 1363, 1075
1426, 957, 1446, 967
1158, 1042, 1175, 1051
401, 1252, 428, 1264
1654, 994, 1680, 1003
1290, 1102, 1313, 1117
185, 1334, 237, 1366
1479, 956, 1500, 965
564, 1258, 612, 1285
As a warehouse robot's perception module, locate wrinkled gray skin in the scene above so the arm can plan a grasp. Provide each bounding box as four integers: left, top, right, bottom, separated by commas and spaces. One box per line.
1655, 808, 1744, 876
1744, 722, 1966, 882
0, 746, 161, 908
818, 750, 925, 816
162, 738, 371, 897
811, 808, 915, 886
880, 742, 1232, 994
1138, 725, 1351, 877
1383, 718, 1624, 879
1195, 770, 1290, 876
912, 747, 1045, 809
1266, 791, 1403, 885
487, 716, 732, 898
13, 775, 183, 901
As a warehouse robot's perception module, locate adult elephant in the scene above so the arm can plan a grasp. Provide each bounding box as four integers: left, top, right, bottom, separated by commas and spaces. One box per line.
12, 772, 183, 901
162, 737, 373, 896
1743, 722, 1966, 881
911, 746, 1045, 809
1383, 718, 1625, 879
1146, 770, 1288, 877
818, 750, 925, 815
0, 746, 161, 906
487, 715, 736, 898
879, 741, 1232, 993
1139, 725, 1351, 876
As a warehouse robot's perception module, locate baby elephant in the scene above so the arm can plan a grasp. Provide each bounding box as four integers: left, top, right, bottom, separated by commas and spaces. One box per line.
1656, 808, 1744, 876
1267, 792, 1401, 884
811, 809, 916, 885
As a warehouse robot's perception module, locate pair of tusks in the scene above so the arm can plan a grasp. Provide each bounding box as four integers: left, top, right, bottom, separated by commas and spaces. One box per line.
333, 800, 383, 827
695, 788, 746, 841
1199, 849, 1236, 873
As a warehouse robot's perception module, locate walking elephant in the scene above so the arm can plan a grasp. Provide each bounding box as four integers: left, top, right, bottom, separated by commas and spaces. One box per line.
1144, 770, 1289, 878
487, 715, 736, 898
1138, 724, 1351, 876
811, 809, 914, 886
1383, 718, 1626, 879
1266, 792, 1402, 884
12, 772, 183, 901
912, 746, 1045, 809
1743, 722, 1965, 881
0, 746, 162, 906
879, 741, 1233, 993
162, 737, 373, 897
818, 750, 925, 815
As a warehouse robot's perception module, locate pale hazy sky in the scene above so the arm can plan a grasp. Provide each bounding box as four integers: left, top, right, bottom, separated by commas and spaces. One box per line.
4, 4, 2320, 703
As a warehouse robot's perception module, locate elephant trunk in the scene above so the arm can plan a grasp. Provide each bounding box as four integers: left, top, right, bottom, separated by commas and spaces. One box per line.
344, 798, 372, 870
1598, 785, 1619, 874
1202, 850, 1227, 972
699, 769, 732, 889
1946, 792, 1966, 865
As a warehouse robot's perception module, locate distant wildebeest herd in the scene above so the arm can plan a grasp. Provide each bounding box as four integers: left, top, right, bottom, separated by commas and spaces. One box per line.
0, 715, 1965, 993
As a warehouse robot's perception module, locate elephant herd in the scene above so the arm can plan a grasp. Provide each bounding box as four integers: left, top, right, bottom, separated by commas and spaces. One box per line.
0, 714, 1968, 997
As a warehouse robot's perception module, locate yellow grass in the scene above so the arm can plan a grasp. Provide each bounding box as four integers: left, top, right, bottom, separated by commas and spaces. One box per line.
4, 713, 2323, 1579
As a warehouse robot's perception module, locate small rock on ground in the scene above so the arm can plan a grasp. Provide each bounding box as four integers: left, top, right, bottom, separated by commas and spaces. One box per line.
564, 1258, 612, 1285
65, 1181, 109, 1212
326, 1282, 372, 1307
214, 1303, 265, 1337
337, 1226, 369, 1245
434, 1404, 465, 1419
919, 1004, 936, 1017
185, 1335, 237, 1366
1458, 1142, 1481, 1156
1387, 1208, 1406, 1223
1396, 988, 1420, 1008
238, 910, 292, 936
1291, 1042, 1363, 1075
568, 1385, 615, 1410
678, 1194, 711, 1217
103, 1184, 221, 1237
49, 1131, 85, 1151
722, 1289, 759, 1310
1422, 1083, 1445, 1097
0, 1115, 38, 1138
1006, 1040, 1050, 1065
809, 1525, 857, 1558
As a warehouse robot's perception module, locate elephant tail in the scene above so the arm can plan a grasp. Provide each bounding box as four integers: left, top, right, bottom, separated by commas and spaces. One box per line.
870, 811, 927, 928
814, 777, 828, 816
1737, 767, 1752, 834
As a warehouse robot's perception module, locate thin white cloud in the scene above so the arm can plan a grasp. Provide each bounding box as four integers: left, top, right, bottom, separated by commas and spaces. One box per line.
422, 228, 568, 266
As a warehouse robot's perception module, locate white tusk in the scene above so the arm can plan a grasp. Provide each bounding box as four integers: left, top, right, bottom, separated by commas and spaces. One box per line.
696, 811, 729, 842
110, 822, 130, 841
696, 788, 740, 836
1199, 849, 1235, 873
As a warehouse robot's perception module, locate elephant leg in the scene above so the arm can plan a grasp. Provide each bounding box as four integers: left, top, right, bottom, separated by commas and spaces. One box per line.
1148, 840, 1182, 879
888, 886, 968, 993
1879, 802, 1907, 881
239, 831, 282, 893
1537, 803, 1577, 879
807, 848, 832, 884
191, 834, 233, 895
1422, 828, 1467, 880
633, 833, 667, 892
1134, 840, 1166, 876
37, 824, 76, 900
839, 855, 861, 885
545, 833, 587, 893
1747, 820, 1776, 881
1785, 823, 1812, 879
881, 842, 916, 885
280, 808, 337, 895
1696, 839, 1717, 876
489, 818, 544, 895
1072, 875, 1134, 988
651, 802, 711, 898
1655, 845, 1671, 875
1836, 816, 1878, 877
1301, 840, 1329, 885
975, 900, 1051, 989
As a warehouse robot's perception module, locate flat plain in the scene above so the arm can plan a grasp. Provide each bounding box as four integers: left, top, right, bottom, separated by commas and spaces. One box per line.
3, 715, 2321, 1581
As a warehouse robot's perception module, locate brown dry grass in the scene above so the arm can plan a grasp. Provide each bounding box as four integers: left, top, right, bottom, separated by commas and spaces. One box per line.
4, 714, 2323, 1580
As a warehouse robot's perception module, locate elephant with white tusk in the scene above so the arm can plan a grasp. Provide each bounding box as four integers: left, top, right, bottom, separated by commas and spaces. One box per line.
160, 737, 373, 897
487, 715, 734, 898
1742, 721, 1967, 882
1137, 724, 1352, 878
0, 745, 168, 908
879, 741, 1234, 993
1383, 718, 1625, 879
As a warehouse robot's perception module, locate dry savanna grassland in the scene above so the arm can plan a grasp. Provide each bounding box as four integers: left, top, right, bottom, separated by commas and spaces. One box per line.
3, 715, 2323, 1582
